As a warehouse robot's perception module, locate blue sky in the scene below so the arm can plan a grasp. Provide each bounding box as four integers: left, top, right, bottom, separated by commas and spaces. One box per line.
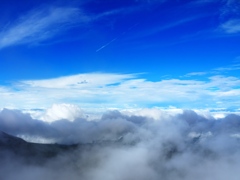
0, 0, 240, 111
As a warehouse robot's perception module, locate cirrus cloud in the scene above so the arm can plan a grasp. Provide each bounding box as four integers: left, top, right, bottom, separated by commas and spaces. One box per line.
0, 6, 91, 49
221, 19, 240, 33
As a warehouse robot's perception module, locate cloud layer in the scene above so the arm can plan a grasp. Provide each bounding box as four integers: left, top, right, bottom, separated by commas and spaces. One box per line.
1, 71, 240, 111
1, 108, 240, 180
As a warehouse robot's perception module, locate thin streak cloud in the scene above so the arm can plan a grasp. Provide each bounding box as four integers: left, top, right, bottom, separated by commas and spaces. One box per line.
133, 14, 211, 39
96, 38, 117, 52
0, 7, 88, 49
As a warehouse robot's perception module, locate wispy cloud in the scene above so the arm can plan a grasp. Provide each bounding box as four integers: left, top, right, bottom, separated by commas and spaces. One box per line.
131, 13, 212, 40
219, 0, 240, 18
214, 65, 240, 72
185, 60, 240, 78
213, 62, 240, 72
188, 0, 240, 35
183, 72, 208, 77
217, 0, 240, 34
220, 19, 240, 33
0, 6, 89, 49
0, 2, 146, 49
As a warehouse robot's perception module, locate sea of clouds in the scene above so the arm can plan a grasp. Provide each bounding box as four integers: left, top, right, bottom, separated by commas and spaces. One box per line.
1, 104, 240, 180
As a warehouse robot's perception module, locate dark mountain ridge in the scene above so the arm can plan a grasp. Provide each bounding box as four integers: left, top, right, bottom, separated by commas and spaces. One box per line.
0, 131, 78, 164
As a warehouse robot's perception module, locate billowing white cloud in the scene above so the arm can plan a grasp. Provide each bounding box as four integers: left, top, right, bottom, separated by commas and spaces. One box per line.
1, 107, 240, 144
39, 103, 85, 123
1, 108, 240, 179
121, 108, 183, 121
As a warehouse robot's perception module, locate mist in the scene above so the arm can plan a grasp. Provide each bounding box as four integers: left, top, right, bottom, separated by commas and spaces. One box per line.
1, 108, 240, 180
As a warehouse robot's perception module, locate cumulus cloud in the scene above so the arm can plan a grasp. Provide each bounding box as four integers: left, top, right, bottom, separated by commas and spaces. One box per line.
1, 108, 240, 180
39, 103, 85, 123
1, 107, 240, 144
0, 107, 136, 144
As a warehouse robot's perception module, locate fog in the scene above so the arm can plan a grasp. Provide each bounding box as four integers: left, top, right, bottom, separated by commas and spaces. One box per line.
1, 108, 240, 180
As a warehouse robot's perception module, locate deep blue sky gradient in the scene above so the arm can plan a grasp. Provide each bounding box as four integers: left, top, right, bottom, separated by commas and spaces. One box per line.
0, 0, 240, 110
0, 0, 239, 80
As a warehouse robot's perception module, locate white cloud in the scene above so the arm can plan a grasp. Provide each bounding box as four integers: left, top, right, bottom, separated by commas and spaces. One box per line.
0, 7, 89, 49
121, 107, 183, 121
184, 72, 207, 77
1, 107, 240, 144
39, 103, 85, 123
1, 107, 240, 180
21, 73, 135, 88
1, 72, 240, 111
185, 61, 240, 77
221, 19, 240, 33
214, 63, 240, 72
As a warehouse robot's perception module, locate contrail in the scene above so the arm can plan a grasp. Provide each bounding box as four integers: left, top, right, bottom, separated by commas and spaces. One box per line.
96, 37, 117, 52
96, 23, 139, 52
